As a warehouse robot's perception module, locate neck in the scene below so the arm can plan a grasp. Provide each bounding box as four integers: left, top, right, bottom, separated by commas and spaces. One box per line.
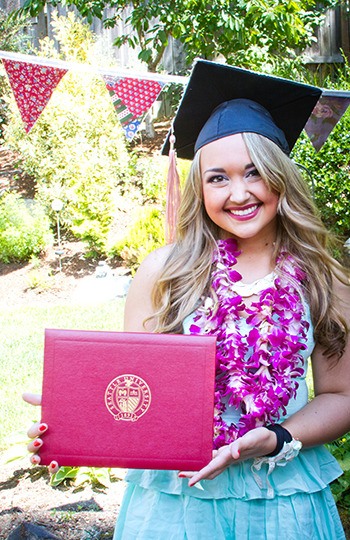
224, 236, 277, 281
236, 238, 276, 256
221, 229, 277, 257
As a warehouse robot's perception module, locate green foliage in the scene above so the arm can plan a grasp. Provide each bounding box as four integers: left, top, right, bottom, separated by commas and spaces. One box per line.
0, 8, 31, 52
328, 433, 350, 508
109, 206, 165, 272
129, 155, 167, 202
15, 0, 333, 72
3, 13, 132, 255
0, 192, 53, 263
50, 465, 118, 488
26, 267, 53, 291
292, 62, 350, 240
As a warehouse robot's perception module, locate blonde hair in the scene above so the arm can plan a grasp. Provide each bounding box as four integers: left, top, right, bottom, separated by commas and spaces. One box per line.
150, 132, 349, 359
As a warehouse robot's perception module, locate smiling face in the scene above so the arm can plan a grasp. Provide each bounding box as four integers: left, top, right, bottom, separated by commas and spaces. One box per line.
200, 133, 280, 244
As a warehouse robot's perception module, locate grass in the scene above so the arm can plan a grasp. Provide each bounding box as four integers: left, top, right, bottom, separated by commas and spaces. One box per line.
0, 299, 125, 455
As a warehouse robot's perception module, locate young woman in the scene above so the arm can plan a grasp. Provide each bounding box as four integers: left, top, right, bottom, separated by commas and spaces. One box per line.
26, 62, 350, 539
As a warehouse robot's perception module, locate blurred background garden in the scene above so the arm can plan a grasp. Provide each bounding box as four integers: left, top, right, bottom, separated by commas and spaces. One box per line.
0, 0, 350, 536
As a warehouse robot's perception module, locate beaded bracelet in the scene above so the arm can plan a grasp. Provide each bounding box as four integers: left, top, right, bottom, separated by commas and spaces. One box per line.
265, 424, 293, 457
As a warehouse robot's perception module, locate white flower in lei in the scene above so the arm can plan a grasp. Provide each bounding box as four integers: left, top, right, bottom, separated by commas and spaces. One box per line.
189, 238, 310, 449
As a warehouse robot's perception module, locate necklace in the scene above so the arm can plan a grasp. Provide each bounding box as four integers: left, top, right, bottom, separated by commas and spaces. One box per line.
189, 238, 309, 449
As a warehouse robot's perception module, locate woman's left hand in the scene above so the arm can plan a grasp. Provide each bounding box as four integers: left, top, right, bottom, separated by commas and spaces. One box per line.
178, 426, 276, 486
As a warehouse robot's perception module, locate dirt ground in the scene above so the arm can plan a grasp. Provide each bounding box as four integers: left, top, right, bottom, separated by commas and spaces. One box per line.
0, 459, 126, 539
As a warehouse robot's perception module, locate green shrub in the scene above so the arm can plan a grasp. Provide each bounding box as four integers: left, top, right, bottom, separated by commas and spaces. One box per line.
109, 206, 165, 272
327, 433, 350, 509
130, 155, 167, 203
0, 192, 53, 262
127, 152, 191, 205
3, 12, 132, 255
292, 112, 350, 240
292, 62, 350, 240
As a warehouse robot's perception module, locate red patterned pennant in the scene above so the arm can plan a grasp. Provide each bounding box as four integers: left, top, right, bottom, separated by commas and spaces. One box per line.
104, 75, 164, 140
2, 59, 67, 132
110, 77, 164, 117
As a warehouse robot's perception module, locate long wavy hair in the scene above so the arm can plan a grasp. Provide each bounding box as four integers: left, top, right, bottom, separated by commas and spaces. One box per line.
149, 132, 349, 359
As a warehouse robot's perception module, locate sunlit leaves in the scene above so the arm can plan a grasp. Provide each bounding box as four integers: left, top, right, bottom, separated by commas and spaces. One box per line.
16, 0, 336, 71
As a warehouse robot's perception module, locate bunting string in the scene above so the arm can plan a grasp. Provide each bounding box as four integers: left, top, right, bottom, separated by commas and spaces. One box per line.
0, 49, 349, 240
0, 50, 188, 84
0, 50, 349, 151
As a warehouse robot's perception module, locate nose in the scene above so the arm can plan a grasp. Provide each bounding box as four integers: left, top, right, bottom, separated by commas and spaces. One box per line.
228, 178, 250, 204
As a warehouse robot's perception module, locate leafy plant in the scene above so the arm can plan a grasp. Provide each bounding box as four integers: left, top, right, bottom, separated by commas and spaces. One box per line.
50, 465, 119, 488
292, 60, 350, 241
128, 155, 167, 203
328, 433, 350, 508
16, 0, 334, 73
109, 206, 165, 272
3, 12, 132, 256
26, 267, 53, 291
0, 192, 53, 263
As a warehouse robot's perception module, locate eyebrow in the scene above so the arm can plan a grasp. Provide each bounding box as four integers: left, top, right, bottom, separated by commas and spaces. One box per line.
203, 163, 256, 175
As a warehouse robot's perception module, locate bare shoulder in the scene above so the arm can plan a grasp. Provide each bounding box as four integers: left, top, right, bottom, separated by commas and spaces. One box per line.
134, 244, 174, 280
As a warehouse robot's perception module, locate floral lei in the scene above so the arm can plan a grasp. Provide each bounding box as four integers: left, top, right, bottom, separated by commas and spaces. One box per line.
189, 238, 310, 450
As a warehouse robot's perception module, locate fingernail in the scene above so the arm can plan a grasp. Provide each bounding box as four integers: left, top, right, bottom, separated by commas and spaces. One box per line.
49, 461, 58, 470
33, 439, 42, 448
237, 449, 240, 457
31, 455, 40, 465
178, 473, 186, 478
39, 423, 48, 432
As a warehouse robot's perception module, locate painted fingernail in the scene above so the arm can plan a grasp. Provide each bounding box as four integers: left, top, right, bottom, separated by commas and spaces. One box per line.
237, 449, 240, 457
39, 424, 48, 432
33, 439, 42, 448
178, 473, 186, 478
49, 461, 58, 470
31, 455, 40, 465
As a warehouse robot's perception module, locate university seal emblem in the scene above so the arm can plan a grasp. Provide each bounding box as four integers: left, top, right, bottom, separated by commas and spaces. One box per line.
105, 374, 151, 422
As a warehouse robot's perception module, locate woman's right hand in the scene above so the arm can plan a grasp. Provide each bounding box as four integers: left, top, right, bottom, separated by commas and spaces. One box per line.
22, 392, 59, 474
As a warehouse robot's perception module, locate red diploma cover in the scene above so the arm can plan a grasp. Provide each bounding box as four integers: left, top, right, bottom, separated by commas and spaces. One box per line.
40, 329, 216, 470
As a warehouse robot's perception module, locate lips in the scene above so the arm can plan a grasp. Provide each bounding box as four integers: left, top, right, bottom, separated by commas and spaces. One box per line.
226, 203, 261, 220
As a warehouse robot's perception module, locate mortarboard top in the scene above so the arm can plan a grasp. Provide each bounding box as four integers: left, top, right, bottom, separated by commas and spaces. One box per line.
162, 60, 322, 159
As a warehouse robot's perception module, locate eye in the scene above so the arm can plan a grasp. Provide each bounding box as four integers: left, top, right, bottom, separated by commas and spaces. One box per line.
206, 174, 228, 184
245, 168, 261, 181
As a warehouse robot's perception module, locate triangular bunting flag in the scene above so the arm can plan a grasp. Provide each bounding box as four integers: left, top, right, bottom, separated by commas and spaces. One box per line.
305, 95, 350, 152
103, 75, 165, 140
2, 59, 67, 132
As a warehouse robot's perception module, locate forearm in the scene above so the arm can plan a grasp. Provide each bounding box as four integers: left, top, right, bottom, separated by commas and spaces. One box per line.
281, 392, 350, 447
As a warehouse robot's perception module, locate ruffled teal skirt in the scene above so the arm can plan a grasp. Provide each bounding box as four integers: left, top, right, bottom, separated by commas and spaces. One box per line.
113, 446, 345, 540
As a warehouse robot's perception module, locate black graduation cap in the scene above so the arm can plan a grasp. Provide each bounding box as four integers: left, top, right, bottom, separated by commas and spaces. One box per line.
162, 60, 322, 159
